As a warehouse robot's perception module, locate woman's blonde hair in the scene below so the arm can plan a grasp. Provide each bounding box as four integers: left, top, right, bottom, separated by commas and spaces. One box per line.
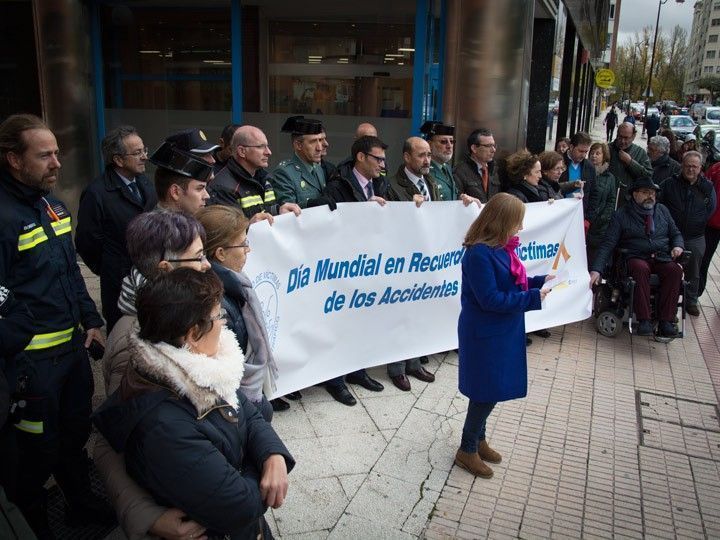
195, 205, 250, 260
463, 193, 525, 248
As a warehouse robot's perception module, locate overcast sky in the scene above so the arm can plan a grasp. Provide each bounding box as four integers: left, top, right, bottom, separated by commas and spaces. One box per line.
616, 0, 694, 45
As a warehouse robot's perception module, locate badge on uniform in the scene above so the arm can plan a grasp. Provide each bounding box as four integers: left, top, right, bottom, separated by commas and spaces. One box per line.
300, 180, 306, 188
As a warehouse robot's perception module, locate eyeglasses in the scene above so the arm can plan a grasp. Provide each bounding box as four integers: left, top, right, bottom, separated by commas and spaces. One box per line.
223, 239, 250, 250
437, 138, 455, 146
240, 144, 270, 150
364, 153, 386, 163
118, 147, 149, 158
166, 253, 209, 264
478, 143, 497, 149
209, 308, 227, 322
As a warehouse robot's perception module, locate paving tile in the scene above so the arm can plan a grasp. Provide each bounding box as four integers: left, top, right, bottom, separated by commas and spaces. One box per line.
274, 477, 349, 536
328, 513, 413, 540
344, 472, 422, 528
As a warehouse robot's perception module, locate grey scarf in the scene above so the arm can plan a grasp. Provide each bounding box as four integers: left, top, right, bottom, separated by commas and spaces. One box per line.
236, 270, 279, 402
117, 267, 146, 317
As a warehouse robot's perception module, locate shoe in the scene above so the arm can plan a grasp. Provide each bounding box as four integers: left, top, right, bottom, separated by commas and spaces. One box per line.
65, 493, 116, 527
326, 384, 356, 406
478, 440, 502, 464
346, 372, 384, 392
534, 329, 551, 338
286, 391, 302, 400
686, 303, 700, 317
390, 374, 411, 391
658, 321, 678, 337
271, 398, 290, 411
419, 355, 429, 364
454, 449, 493, 478
407, 366, 435, 383
636, 320, 654, 336
526, 336, 533, 346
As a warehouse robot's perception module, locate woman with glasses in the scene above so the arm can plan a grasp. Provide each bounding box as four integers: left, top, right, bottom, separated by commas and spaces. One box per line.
95, 210, 215, 540
93, 268, 294, 540
537, 151, 568, 201
586, 142, 618, 263
197, 205, 280, 420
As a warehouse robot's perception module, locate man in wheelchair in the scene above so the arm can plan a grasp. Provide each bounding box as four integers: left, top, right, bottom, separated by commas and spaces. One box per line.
589, 177, 684, 337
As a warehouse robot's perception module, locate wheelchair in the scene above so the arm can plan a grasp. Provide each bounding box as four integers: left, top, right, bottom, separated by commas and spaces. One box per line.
593, 249, 690, 342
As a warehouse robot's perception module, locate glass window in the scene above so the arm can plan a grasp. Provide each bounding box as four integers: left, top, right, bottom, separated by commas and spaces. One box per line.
710, 35, 718, 43
713, 18, 720, 26
708, 50, 716, 59
267, 20, 415, 118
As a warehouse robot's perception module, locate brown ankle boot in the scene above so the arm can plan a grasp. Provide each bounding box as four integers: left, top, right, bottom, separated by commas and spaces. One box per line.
477, 440, 502, 464
454, 449, 493, 478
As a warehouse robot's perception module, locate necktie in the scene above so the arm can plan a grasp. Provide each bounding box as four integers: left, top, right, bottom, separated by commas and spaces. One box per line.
481, 166, 489, 194
417, 178, 429, 201
366, 180, 374, 200
127, 181, 143, 204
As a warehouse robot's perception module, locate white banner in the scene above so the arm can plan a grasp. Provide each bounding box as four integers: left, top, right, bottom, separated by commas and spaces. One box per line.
245, 199, 592, 398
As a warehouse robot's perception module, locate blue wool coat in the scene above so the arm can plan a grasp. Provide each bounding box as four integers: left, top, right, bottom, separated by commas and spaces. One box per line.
458, 243, 544, 403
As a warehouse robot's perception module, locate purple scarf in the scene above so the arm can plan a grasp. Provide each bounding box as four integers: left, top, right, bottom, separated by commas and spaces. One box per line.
505, 236, 528, 291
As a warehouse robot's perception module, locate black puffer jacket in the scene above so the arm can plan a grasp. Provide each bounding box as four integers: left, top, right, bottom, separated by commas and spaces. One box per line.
591, 202, 684, 274
93, 331, 294, 540
651, 153, 681, 187
659, 173, 717, 240
506, 179, 561, 203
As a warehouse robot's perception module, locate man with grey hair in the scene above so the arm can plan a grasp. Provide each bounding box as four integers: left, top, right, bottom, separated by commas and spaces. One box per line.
609, 122, 653, 206
76, 125, 157, 332
647, 135, 680, 187
659, 150, 717, 316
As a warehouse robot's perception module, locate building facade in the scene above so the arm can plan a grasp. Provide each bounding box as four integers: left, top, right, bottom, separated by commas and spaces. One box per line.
685, 0, 720, 98
2, 0, 610, 215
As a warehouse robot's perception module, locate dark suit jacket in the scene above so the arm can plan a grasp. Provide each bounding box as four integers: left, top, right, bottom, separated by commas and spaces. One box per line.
386, 166, 439, 201
75, 168, 157, 331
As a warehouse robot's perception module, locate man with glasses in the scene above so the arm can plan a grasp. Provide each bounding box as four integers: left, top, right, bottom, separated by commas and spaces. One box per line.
422, 121, 460, 201
609, 122, 653, 206
76, 125, 157, 332
209, 125, 301, 221
150, 140, 214, 215
453, 128, 501, 203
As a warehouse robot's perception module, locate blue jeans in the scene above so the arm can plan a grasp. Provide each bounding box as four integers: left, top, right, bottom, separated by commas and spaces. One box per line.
460, 401, 497, 452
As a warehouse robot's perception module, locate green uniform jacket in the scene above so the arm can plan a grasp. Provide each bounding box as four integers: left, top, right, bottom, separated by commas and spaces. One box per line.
608, 142, 653, 206
429, 160, 461, 201
270, 153, 326, 208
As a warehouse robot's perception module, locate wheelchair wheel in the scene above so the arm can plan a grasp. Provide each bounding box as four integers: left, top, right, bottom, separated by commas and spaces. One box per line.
596, 310, 622, 337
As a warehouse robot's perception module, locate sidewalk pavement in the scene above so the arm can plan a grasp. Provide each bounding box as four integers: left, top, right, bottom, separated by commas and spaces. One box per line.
97, 116, 719, 540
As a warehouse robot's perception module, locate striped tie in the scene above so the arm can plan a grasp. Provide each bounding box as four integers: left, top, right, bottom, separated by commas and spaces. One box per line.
417, 178, 429, 201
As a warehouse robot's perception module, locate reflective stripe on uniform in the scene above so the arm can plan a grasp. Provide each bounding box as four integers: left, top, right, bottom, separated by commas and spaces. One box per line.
50, 216, 72, 237
17, 226, 48, 251
240, 195, 264, 209
264, 189, 276, 203
15, 419, 43, 434
24, 326, 75, 351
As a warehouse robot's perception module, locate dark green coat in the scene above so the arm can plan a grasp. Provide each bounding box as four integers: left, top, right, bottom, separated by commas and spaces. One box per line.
429, 160, 460, 201
270, 153, 326, 208
586, 167, 618, 248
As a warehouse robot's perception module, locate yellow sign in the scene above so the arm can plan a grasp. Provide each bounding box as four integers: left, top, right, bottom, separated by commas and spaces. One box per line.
595, 68, 615, 89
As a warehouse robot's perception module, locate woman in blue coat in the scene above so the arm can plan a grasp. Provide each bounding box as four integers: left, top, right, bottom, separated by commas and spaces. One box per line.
455, 193, 550, 478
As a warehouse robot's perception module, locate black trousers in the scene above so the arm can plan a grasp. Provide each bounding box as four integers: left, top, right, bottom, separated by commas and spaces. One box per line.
700, 225, 720, 297
12, 339, 93, 510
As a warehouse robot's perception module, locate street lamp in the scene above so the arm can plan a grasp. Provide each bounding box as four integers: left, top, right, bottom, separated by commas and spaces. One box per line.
644, 0, 685, 121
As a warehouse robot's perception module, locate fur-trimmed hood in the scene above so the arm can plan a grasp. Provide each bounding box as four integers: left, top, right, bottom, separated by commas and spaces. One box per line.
129, 326, 245, 413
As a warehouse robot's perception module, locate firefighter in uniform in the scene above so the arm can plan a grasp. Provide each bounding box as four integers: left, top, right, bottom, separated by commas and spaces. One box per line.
209, 124, 301, 220
0, 114, 112, 538
271, 116, 335, 208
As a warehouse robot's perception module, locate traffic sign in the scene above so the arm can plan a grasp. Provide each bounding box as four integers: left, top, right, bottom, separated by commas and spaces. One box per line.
595, 68, 615, 89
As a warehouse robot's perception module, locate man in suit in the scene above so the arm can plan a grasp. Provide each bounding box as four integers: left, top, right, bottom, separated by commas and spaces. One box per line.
76, 126, 158, 332
453, 128, 501, 203
385, 137, 437, 390
271, 116, 331, 208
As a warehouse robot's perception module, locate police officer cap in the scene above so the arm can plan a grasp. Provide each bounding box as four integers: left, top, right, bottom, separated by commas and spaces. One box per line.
149, 142, 213, 182
628, 177, 660, 193
281, 116, 324, 135
165, 128, 220, 155
419, 121, 455, 138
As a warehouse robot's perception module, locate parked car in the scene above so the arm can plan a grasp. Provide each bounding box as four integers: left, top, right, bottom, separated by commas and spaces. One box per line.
689, 102, 706, 122
660, 115, 697, 140
644, 107, 660, 121
694, 124, 720, 168
703, 106, 720, 125
660, 100, 681, 115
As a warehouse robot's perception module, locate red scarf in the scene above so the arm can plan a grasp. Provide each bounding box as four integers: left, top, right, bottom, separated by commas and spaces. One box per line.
505, 236, 528, 291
